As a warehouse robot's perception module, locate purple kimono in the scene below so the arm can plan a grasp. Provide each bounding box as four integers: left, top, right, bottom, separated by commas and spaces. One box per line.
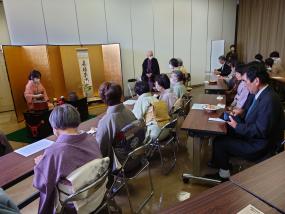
33, 133, 102, 214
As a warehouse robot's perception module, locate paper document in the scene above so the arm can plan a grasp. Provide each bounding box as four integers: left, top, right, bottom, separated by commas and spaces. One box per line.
217, 103, 225, 109
15, 139, 54, 157
123, 99, 137, 105
237, 204, 264, 214
208, 118, 225, 123
191, 103, 206, 110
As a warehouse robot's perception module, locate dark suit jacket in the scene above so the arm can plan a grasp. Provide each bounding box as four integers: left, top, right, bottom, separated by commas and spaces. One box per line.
234, 87, 284, 153
141, 57, 160, 82
217, 63, 231, 77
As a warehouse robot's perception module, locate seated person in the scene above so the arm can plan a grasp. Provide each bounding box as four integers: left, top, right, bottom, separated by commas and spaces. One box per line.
33, 104, 102, 213
270, 51, 284, 74
177, 58, 191, 86
230, 65, 249, 109
170, 70, 187, 98
214, 56, 231, 77
210, 64, 284, 181
254, 53, 264, 65
225, 44, 238, 65
169, 58, 180, 72
96, 82, 137, 168
132, 81, 169, 140
0, 131, 13, 157
24, 70, 49, 110
265, 57, 274, 72
155, 74, 177, 112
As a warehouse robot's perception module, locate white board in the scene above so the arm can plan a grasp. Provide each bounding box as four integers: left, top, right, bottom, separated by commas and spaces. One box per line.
210, 40, 225, 72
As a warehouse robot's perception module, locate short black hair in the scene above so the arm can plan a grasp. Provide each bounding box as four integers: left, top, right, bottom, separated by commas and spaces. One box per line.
172, 70, 185, 82
235, 63, 246, 75
269, 51, 280, 58
245, 63, 269, 84
255, 53, 263, 61
155, 74, 170, 89
169, 58, 179, 68
230, 44, 236, 49
134, 81, 150, 95
265, 58, 274, 68
29, 70, 41, 80
218, 55, 226, 61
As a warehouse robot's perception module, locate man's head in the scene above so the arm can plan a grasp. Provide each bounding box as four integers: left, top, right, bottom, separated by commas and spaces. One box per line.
218, 56, 226, 65
230, 44, 236, 52
147, 50, 153, 58
242, 63, 269, 94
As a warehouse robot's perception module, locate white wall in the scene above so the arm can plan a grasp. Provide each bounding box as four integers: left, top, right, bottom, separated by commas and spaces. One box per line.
3, 0, 237, 92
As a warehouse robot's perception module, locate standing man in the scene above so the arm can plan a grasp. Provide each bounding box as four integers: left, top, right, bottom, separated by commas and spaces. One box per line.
142, 50, 160, 91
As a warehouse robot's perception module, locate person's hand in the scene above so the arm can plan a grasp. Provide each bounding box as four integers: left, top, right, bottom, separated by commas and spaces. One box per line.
34, 155, 43, 165
231, 108, 243, 116
34, 94, 43, 98
146, 73, 152, 78
227, 116, 237, 128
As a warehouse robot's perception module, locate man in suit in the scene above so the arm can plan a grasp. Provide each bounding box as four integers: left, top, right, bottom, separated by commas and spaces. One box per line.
141, 50, 160, 91
214, 56, 231, 77
210, 63, 284, 181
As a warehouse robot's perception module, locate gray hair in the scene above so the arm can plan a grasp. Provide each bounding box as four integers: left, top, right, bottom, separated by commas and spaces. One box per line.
49, 104, 81, 129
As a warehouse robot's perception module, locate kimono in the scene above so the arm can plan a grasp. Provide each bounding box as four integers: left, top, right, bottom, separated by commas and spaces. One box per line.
159, 89, 177, 112
96, 103, 136, 168
24, 80, 49, 110
33, 133, 102, 214
172, 82, 187, 98
0, 188, 20, 214
231, 80, 249, 109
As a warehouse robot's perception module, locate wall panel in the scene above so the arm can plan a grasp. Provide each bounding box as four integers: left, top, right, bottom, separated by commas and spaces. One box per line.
153, 0, 174, 73
131, 0, 154, 79
191, 0, 209, 84
75, 0, 108, 44
222, 0, 236, 51
42, 0, 80, 44
206, 0, 224, 71
105, 0, 134, 94
3, 0, 47, 44
174, 0, 191, 75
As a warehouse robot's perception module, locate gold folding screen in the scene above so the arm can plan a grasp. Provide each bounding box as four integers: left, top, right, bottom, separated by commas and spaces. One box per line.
3, 44, 122, 121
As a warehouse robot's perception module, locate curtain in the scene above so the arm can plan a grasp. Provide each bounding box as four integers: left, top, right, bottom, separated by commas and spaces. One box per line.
237, 0, 285, 66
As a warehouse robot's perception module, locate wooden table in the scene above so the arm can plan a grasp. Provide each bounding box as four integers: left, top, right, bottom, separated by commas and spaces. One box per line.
204, 79, 228, 94
0, 115, 103, 190
230, 151, 285, 213
181, 94, 227, 176
270, 72, 285, 83
160, 181, 279, 214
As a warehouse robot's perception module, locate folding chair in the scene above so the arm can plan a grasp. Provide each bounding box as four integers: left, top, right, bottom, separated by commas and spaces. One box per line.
148, 119, 178, 175
56, 157, 115, 214
127, 79, 137, 98
110, 145, 154, 214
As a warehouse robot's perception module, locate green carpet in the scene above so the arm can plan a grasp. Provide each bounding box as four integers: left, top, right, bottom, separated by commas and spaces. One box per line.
7, 114, 96, 144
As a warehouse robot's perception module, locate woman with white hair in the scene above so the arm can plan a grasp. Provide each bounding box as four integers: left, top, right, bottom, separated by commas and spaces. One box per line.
33, 104, 102, 214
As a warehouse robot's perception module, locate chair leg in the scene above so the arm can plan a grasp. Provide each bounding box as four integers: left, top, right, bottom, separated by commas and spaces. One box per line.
124, 176, 135, 213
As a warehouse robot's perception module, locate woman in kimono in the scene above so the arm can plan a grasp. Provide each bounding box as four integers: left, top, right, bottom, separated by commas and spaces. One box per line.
33, 104, 102, 213
24, 70, 49, 110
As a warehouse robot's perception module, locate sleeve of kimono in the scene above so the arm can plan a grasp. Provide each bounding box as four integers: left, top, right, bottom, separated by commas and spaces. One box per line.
40, 84, 49, 102
96, 118, 113, 158
24, 82, 34, 104
33, 155, 57, 214
0, 188, 20, 213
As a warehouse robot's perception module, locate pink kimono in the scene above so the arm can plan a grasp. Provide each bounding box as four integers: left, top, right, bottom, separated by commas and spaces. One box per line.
24, 80, 49, 110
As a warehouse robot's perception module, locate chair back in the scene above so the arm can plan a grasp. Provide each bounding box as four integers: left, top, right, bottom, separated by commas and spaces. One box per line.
127, 79, 137, 98
113, 120, 146, 172
156, 119, 178, 141
56, 157, 110, 214
65, 97, 89, 121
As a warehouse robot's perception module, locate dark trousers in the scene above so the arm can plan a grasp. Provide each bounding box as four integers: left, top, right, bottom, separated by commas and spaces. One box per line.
213, 135, 266, 170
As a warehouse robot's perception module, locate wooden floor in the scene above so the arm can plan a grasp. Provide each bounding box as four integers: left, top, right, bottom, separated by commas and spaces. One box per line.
0, 87, 217, 213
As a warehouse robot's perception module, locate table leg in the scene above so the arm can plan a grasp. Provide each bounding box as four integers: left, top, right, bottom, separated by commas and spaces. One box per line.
192, 136, 201, 176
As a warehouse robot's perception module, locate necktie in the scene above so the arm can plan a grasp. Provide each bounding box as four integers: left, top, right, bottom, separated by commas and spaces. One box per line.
245, 98, 257, 120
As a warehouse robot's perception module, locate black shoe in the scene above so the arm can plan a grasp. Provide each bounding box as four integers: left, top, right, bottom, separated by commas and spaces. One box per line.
204, 172, 229, 182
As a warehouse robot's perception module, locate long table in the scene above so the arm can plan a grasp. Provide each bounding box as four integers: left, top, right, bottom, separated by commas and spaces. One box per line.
160, 181, 279, 214
204, 78, 228, 94
0, 115, 103, 190
181, 94, 227, 176
230, 151, 285, 213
